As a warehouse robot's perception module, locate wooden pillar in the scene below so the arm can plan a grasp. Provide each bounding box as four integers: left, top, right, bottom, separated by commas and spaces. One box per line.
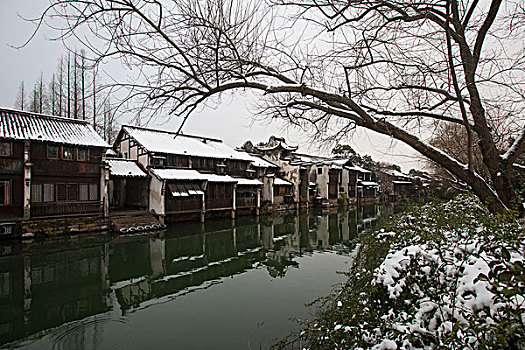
23, 141, 32, 220
255, 188, 261, 216
200, 193, 206, 223
231, 183, 236, 220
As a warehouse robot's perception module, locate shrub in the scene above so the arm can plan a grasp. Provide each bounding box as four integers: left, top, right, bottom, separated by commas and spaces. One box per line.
274, 195, 524, 349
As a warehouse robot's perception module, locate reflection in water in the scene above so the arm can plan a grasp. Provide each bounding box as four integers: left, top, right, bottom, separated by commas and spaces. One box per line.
0, 204, 395, 349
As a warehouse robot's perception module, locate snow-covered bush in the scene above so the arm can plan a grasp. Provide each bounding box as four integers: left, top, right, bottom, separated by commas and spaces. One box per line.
274, 195, 524, 349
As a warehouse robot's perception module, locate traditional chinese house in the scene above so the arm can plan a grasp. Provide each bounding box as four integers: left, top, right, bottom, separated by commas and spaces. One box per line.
0, 108, 110, 235
114, 126, 264, 222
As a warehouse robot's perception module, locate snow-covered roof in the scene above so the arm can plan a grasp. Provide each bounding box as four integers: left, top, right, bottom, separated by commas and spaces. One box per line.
149, 168, 239, 183
106, 149, 118, 157
274, 177, 293, 186
235, 178, 263, 186
360, 181, 379, 187
122, 125, 254, 162
392, 181, 413, 185
107, 159, 148, 178
384, 169, 411, 179
0, 108, 109, 148
150, 168, 208, 181
248, 155, 279, 168
255, 136, 298, 152
345, 165, 372, 173
199, 173, 238, 183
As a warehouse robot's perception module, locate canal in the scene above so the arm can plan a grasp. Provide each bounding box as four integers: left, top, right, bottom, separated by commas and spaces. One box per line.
0, 205, 396, 349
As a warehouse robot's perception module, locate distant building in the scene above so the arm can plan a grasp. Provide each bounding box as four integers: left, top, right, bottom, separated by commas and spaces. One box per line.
0, 108, 110, 235
255, 136, 378, 208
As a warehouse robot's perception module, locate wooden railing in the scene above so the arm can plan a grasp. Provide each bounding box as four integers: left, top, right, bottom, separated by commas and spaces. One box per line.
236, 197, 256, 208
206, 198, 233, 210
31, 201, 102, 218
167, 198, 202, 213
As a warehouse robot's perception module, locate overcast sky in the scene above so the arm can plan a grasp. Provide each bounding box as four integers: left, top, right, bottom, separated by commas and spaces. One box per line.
0, 0, 425, 171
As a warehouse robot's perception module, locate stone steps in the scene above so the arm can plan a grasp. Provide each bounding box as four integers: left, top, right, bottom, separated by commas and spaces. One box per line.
109, 211, 164, 233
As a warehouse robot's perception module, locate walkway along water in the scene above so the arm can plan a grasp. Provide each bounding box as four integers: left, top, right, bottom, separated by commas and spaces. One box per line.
0, 204, 401, 349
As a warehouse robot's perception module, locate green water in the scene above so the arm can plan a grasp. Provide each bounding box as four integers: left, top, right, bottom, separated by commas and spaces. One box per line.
0, 205, 394, 349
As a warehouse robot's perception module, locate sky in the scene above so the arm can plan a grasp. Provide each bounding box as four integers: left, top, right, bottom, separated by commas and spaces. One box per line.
0, 0, 425, 171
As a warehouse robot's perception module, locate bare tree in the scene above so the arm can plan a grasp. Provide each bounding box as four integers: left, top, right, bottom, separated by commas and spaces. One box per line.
34, 0, 525, 213
15, 81, 25, 111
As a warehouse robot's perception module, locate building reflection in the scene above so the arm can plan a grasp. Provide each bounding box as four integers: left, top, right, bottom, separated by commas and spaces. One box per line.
0, 238, 111, 346
0, 205, 384, 347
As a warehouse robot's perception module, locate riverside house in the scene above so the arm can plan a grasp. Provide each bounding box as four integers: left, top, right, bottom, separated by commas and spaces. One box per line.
255, 136, 377, 208
0, 108, 110, 236
113, 125, 269, 222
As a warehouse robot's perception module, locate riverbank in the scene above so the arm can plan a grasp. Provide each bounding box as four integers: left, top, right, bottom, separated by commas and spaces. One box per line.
274, 195, 525, 349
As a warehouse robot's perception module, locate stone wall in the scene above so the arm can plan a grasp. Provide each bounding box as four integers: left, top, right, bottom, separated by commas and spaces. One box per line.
19, 216, 110, 238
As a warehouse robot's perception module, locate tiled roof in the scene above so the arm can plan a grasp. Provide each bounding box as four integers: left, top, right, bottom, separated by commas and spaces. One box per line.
235, 178, 263, 186
345, 165, 372, 173
107, 159, 148, 178
255, 136, 298, 152
0, 108, 109, 147
274, 177, 293, 186
246, 155, 279, 168
198, 173, 238, 183
122, 125, 254, 162
150, 168, 208, 181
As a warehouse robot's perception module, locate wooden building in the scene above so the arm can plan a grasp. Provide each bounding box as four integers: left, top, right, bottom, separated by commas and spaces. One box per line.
107, 158, 149, 210
0, 108, 109, 235
113, 126, 266, 222
115, 125, 256, 177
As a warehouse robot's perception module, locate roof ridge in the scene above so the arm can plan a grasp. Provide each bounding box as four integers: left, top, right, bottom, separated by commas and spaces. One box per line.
0, 107, 90, 125
123, 124, 223, 143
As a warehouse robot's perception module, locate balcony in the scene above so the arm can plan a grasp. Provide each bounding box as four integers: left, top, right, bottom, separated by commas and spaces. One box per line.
31, 201, 102, 218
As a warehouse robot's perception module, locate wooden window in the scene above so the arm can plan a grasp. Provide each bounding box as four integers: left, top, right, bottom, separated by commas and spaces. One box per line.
78, 148, 88, 161
48, 145, 59, 159
0, 180, 11, 205
317, 168, 323, 175
63, 146, 74, 160
31, 184, 43, 202
56, 184, 67, 201
279, 186, 287, 196
89, 184, 98, 201
43, 184, 54, 202
79, 184, 89, 201
67, 184, 79, 201
0, 142, 11, 156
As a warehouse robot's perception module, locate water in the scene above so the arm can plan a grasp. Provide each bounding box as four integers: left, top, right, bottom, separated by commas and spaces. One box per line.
0, 205, 395, 349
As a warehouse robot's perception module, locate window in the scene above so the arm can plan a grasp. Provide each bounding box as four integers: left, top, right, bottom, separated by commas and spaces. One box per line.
63, 146, 74, 160
79, 184, 89, 201
89, 184, 98, 201
67, 184, 79, 201
43, 184, 54, 202
56, 184, 67, 201
317, 167, 323, 175
78, 148, 88, 161
0, 181, 11, 205
0, 142, 11, 156
48, 145, 59, 159
31, 184, 43, 202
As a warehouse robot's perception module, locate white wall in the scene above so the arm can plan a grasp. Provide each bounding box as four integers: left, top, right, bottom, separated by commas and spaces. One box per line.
149, 175, 165, 215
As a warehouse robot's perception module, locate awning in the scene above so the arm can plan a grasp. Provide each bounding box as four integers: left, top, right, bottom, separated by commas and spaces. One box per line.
168, 183, 204, 197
